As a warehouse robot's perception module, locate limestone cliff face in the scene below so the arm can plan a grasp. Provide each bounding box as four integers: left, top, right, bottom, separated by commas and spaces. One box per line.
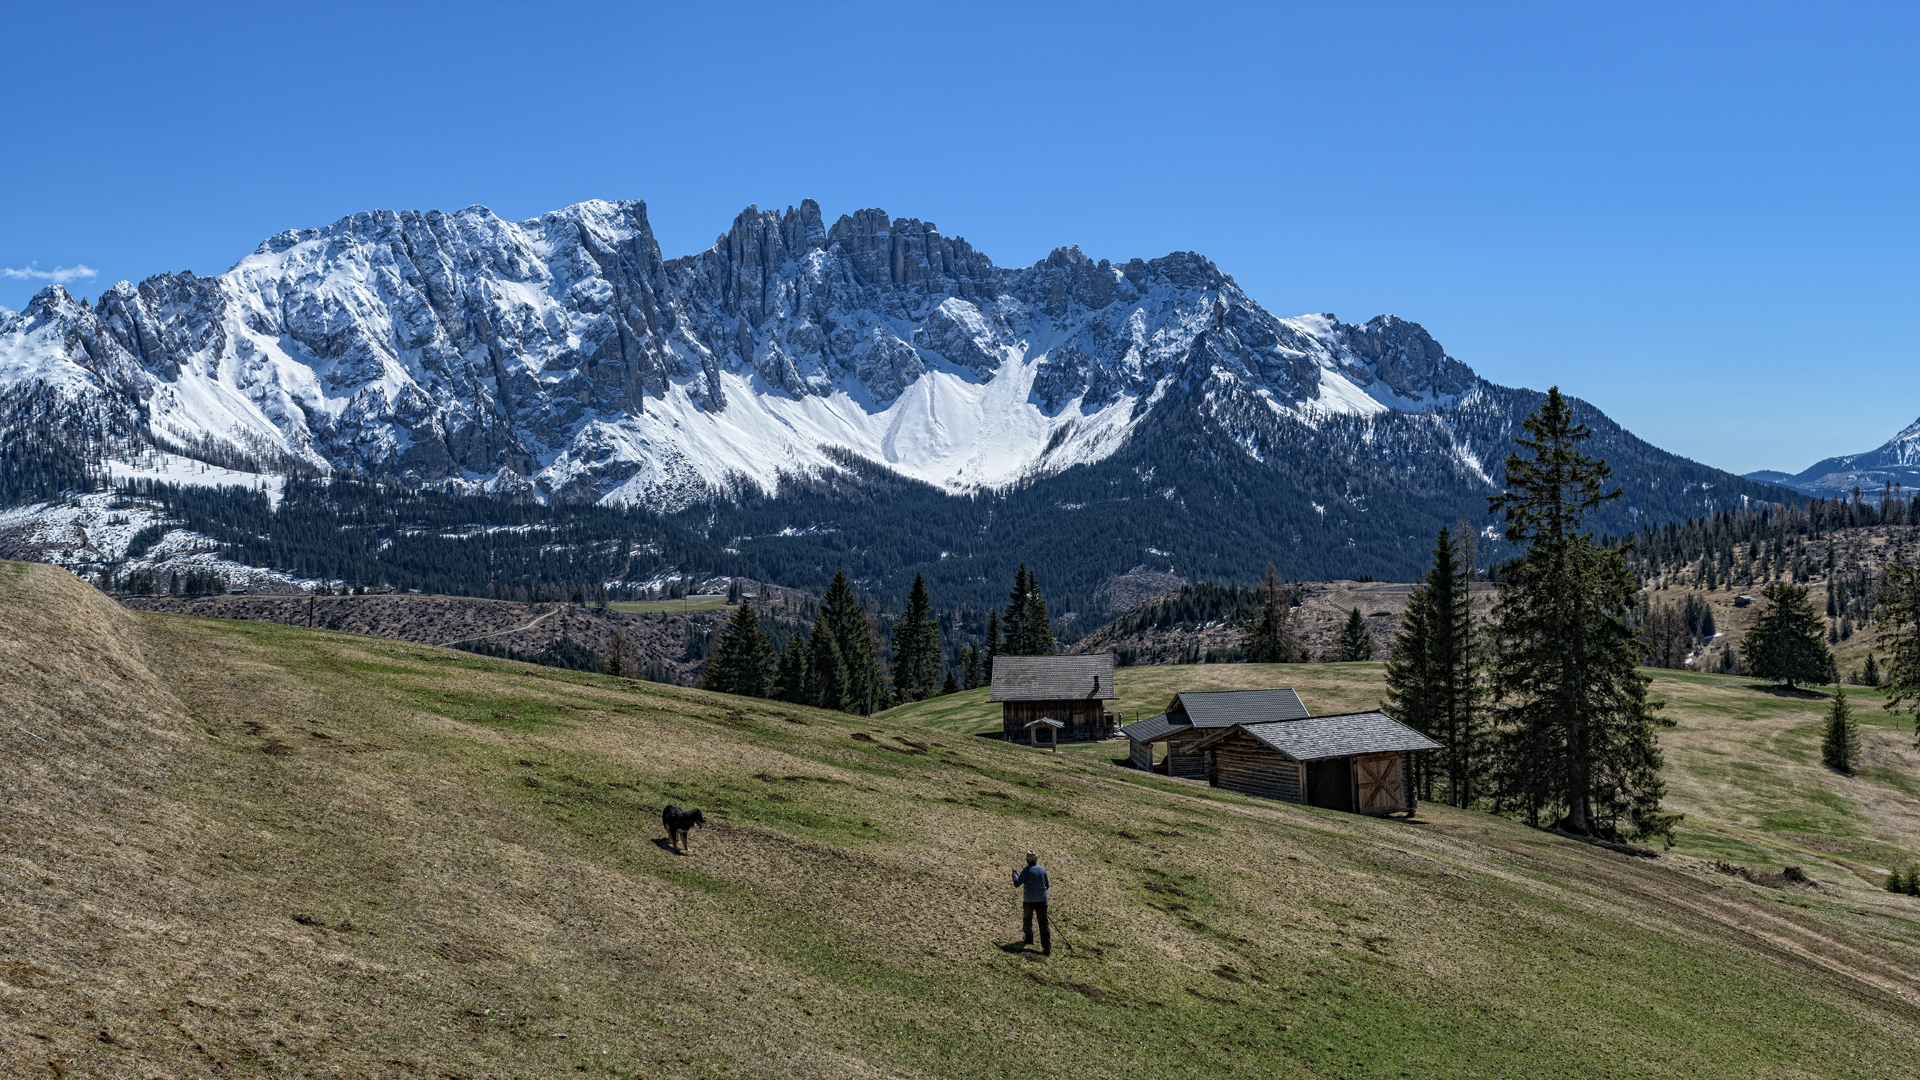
0, 196, 1510, 510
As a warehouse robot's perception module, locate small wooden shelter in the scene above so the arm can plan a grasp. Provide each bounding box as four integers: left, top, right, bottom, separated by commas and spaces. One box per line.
990, 655, 1117, 741
1119, 688, 1310, 778
1024, 717, 1065, 752
1189, 712, 1442, 816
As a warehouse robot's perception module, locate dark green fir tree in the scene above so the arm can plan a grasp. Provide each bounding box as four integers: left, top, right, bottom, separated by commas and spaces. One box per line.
1485, 387, 1677, 843
699, 600, 775, 698
1385, 526, 1481, 806
1337, 608, 1374, 661
1740, 583, 1833, 689
889, 572, 942, 701
1821, 687, 1860, 773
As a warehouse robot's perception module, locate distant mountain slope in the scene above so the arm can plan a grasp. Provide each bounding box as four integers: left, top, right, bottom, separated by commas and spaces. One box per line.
1749, 414, 1920, 498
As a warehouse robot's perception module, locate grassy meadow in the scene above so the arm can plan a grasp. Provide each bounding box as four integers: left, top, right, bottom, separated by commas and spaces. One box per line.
6, 561, 1920, 1078
885, 660, 1920, 889
607, 595, 733, 615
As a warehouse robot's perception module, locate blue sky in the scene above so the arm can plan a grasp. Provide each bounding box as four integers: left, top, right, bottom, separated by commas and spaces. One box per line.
2, 1, 1914, 476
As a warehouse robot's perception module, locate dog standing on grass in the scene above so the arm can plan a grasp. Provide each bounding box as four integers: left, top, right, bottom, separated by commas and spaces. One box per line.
662, 804, 706, 854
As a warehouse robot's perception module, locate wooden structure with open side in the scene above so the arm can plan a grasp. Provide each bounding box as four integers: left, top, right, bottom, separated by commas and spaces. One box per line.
990, 655, 1117, 741
1119, 688, 1310, 778
1189, 712, 1442, 816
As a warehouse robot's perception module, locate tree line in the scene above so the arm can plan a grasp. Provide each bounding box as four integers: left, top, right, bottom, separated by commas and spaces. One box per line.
699, 563, 1058, 714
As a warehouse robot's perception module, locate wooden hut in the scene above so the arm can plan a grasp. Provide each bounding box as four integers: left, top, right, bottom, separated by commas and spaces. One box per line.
990, 655, 1117, 741
1119, 688, 1309, 778
1189, 712, 1442, 816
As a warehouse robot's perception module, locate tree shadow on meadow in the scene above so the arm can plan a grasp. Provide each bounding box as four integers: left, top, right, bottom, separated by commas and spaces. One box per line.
1744, 683, 1831, 700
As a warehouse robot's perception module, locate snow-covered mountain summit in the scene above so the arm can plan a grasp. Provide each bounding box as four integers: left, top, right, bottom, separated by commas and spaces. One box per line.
0, 198, 1483, 510
1750, 414, 1920, 499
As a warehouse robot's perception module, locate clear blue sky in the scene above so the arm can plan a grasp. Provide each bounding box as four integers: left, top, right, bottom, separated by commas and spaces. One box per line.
3, 1, 1914, 476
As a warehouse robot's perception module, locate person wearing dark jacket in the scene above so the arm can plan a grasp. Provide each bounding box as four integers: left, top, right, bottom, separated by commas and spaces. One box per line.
1012, 852, 1050, 954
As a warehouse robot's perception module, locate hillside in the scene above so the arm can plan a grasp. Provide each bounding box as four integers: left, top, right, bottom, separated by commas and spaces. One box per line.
885, 660, 1920, 885
113, 592, 774, 685
6, 560, 1920, 1077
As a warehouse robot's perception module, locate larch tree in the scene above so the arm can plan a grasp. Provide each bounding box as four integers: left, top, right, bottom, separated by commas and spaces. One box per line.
1739, 583, 1832, 689
1385, 526, 1481, 806
1485, 387, 1676, 842
1879, 561, 1920, 741
1821, 687, 1860, 773
889, 573, 942, 700
1241, 563, 1301, 663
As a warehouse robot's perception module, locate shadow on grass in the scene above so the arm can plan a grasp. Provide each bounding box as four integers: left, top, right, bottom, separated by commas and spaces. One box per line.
1747, 683, 1832, 700
651, 838, 688, 856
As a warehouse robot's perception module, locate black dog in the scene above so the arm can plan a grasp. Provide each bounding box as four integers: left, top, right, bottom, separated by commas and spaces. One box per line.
662, 804, 707, 853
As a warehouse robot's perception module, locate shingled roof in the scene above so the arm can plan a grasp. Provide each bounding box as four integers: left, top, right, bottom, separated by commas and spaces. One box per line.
1119, 712, 1183, 744
1191, 712, 1443, 762
989, 655, 1117, 702
1168, 688, 1309, 729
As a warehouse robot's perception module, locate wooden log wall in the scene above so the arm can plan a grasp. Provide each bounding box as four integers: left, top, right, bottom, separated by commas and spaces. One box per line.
1129, 739, 1153, 770
1208, 735, 1305, 803
1001, 700, 1111, 741
1165, 732, 1210, 779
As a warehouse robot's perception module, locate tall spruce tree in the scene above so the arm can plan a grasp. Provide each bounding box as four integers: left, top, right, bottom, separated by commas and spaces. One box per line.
960, 644, 985, 689
804, 615, 850, 711
1821, 687, 1860, 773
1385, 526, 1480, 806
1739, 583, 1833, 689
1242, 563, 1301, 663
1485, 387, 1675, 841
774, 633, 810, 703
998, 564, 1053, 656
889, 573, 942, 700
1020, 571, 1054, 655
818, 572, 886, 714
700, 600, 775, 697
985, 610, 1003, 668
1337, 608, 1374, 661
1879, 562, 1920, 739
1001, 569, 1029, 657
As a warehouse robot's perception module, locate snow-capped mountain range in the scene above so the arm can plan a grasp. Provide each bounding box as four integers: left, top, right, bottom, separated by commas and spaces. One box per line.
0, 198, 1486, 510
1747, 415, 1920, 499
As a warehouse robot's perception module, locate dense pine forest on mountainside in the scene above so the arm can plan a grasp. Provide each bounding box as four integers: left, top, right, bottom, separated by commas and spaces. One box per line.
106, 478, 749, 598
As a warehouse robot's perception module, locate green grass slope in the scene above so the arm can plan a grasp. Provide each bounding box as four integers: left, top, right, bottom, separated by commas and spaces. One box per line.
5, 562, 1920, 1078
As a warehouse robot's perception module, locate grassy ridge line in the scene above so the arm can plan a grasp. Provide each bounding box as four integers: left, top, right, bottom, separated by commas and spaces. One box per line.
2, 561, 1919, 1077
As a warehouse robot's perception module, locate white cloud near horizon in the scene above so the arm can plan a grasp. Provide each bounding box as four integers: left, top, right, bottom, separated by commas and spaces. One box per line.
2, 262, 98, 284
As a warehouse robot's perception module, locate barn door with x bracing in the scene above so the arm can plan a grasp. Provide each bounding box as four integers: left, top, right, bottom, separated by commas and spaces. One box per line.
1355, 754, 1405, 814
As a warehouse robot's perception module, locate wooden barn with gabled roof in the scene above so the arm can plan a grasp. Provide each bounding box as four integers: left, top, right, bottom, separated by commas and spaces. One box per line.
990, 654, 1118, 741
1119, 688, 1310, 778
1190, 712, 1441, 815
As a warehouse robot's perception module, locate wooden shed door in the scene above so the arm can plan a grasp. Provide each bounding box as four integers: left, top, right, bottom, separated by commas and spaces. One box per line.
1355, 754, 1405, 814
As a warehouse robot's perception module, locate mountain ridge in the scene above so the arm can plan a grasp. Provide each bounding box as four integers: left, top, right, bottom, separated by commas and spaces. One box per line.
1, 196, 1801, 612
1747, 414, 1920, 499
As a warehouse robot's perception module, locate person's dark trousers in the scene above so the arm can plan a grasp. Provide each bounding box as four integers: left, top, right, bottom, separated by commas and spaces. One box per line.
1023, 901, 1051, 953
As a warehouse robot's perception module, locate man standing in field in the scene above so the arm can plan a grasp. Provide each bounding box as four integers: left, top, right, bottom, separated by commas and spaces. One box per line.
1012, 852, 1050, 955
